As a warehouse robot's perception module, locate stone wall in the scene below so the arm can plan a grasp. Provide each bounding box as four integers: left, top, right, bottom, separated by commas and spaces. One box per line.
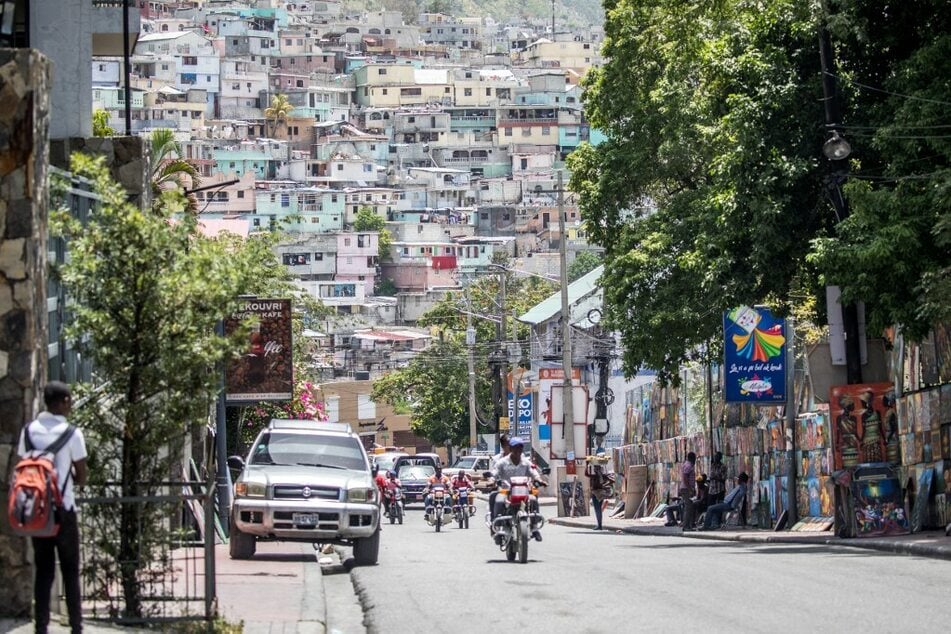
0, 48, 51, 617
50, 135, 151, 209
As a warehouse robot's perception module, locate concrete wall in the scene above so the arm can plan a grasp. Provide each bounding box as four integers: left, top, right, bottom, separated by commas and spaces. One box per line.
0, 48, 51, 617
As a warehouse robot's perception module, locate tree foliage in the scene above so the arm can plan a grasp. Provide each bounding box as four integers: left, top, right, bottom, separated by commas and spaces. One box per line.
371, 340, 480, 448
568, 250, 602, 282
92, 109, 114, 137
265, 93, 294, 139
51, 154, 295, 618
570, 0, 950, 380
353, 205, 393, 261
372, 265, 556, 446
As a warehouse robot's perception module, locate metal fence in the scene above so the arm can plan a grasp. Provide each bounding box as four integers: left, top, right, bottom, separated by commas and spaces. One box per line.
76, 475, 217, 626
48, 167, 97, 385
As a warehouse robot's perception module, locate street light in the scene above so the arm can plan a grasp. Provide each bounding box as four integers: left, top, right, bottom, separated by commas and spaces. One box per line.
822, 130, 852, 161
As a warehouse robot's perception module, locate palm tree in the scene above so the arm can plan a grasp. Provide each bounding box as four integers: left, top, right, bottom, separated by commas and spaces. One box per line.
149, 128, 200, 211
264, 94, 294, 139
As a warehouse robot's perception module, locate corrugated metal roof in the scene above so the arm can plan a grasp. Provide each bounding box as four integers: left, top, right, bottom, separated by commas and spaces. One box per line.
517, 265, 603, 325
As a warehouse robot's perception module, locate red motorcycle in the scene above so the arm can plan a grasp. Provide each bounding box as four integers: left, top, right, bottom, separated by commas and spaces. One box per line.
487, 476, 545, 563
383, 485, 404, 525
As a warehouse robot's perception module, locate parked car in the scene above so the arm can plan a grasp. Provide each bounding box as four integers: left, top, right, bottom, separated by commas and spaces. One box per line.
397, 464, 436, 506
228, 420, 381, 565
443, 454, 494, 490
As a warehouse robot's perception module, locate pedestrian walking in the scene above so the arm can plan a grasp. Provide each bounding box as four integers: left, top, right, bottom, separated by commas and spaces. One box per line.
709, 451, 727, 504
17, 382, 88, 634
585, 450, 615, 530
679, 452, 698, 531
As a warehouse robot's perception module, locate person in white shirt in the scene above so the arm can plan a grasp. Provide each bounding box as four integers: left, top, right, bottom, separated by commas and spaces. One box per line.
18, 381, 88, 634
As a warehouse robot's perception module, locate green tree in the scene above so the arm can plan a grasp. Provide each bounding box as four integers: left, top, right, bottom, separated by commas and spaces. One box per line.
264, 93, 294, 139
375, 276, 398, 296
92, 109, 114, 137
568, 250, 602, 282
149, 128, 200, 199
371, 340, 480, 448
569, 0, 949, 381
51, 154, 294, 618
353, 206, 393, 261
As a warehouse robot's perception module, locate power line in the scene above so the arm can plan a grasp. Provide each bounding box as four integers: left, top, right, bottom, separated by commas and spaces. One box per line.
826, 71, 951, 107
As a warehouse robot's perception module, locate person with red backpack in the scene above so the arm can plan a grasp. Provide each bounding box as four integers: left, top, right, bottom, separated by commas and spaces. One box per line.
14, 382, 87, 634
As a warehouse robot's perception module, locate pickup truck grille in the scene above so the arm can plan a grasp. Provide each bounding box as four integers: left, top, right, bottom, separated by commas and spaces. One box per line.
273, 511, 339, 530
273, 485, 340, 501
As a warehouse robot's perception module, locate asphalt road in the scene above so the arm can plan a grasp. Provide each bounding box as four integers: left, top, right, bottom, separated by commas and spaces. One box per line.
350, 499, 951, 634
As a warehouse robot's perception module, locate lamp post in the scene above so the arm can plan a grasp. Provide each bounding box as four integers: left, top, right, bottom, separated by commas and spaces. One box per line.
819, 13, 863, 385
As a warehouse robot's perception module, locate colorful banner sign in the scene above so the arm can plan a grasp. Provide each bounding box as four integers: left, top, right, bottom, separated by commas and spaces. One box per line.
723, 306, 787, 403
225, 298, 293, 402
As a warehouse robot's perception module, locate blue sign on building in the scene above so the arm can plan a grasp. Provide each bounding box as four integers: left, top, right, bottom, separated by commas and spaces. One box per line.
507, 391, 534, 438
723, 306, 787, 403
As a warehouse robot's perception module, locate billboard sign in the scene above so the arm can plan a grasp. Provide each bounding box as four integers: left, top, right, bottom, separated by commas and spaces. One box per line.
225, 298, 293, 402
723, 305, 787, 403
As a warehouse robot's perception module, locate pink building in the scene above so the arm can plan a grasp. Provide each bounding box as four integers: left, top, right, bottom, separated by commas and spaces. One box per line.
380, 262, 458, 292
335, 232, 378, 290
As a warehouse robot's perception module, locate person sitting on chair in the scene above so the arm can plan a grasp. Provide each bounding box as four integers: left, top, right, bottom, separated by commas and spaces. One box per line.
700, 472, 749, 531
666, 474, 710, 527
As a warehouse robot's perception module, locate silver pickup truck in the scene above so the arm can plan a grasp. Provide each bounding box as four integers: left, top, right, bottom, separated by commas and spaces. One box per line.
228, 420, 381, 565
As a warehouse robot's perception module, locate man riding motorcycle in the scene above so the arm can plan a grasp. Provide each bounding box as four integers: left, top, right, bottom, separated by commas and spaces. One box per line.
451, 470, 475, 517
423, 466, 452, 521
487, 437, 545, 543
383, 469, 402, 516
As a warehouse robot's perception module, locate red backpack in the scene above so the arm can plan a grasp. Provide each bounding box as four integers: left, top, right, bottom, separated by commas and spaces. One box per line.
7, 424, 76, 537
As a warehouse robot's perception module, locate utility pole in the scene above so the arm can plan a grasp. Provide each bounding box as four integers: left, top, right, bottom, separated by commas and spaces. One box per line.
818, 7, 862, 385
466, 282, 477, 449
706, 350, 715, 455
551, 0, 556, 37
785, 317, 798, 525
557, 170, 575, 460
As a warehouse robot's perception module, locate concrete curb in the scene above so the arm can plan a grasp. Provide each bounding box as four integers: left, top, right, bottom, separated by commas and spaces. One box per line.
547, 517, 951, 562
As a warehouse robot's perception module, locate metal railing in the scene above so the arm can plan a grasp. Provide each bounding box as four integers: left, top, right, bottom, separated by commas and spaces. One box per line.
77, 476, 217, 626
48, 168, 98, 384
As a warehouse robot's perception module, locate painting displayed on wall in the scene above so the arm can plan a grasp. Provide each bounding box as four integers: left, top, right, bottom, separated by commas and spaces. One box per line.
851, 463, 909, 537
911, 466, 934, 533
559, 481, 588, 518
830, 383, 894, 470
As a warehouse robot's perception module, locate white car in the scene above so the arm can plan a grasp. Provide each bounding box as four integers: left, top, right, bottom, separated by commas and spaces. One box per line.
442, 454, 494, 490
228, 420, 381, 565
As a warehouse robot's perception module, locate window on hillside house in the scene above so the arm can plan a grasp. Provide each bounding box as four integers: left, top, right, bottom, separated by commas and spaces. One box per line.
464, 88, 472, 96
378, 68, 387, 75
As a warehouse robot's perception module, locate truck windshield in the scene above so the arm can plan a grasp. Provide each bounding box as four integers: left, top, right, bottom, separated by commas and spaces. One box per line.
250, 433, 367, 471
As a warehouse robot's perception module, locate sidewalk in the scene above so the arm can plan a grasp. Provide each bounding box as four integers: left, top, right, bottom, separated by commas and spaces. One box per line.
547, 512, 951, 561
0, 542, 329, 634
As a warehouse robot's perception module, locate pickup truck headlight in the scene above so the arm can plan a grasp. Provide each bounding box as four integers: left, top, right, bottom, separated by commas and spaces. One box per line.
348, 487, 376, 503
234, 482, 267, 498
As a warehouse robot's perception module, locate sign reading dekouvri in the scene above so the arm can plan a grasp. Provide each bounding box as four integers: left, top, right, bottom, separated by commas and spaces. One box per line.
225, 299, 293, 402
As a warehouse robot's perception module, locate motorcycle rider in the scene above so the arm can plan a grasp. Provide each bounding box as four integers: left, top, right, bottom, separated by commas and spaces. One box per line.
423, 465, 452, 521
451, 470, 475, 514
487, 433, 511, 527
488, 437, 544, 542
383, 469, 402, 515
373, 464, 387, 503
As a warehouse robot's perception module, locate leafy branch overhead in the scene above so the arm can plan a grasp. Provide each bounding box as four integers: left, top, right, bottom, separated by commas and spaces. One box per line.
569, 0, 950, 381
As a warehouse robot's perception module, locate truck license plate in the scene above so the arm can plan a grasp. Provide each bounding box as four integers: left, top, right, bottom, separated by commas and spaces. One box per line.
293, 513, 319, 526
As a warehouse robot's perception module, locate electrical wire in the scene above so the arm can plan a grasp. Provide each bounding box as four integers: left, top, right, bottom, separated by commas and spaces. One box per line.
826, 71, 951, 108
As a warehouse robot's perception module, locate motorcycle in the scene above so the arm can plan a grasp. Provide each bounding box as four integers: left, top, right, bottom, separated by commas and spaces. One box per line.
384, 485, 404, 525
426, 484, 450, 532
485, 476, 545, 564
452, 487, 475, 529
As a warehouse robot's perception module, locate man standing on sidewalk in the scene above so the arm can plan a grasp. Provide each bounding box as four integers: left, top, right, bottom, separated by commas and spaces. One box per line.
679, 452, 697, 531
17, 382, 88, 634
